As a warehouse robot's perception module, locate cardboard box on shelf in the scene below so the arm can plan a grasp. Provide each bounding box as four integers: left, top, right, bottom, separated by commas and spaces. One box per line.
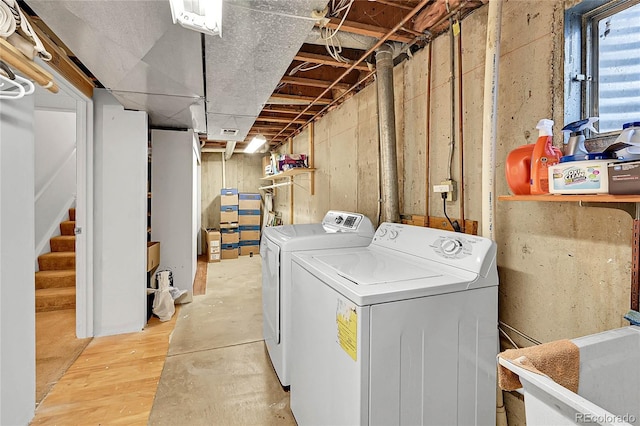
239, 193, 261, 210
147, 241, 160, 271
609, 161, 640, 194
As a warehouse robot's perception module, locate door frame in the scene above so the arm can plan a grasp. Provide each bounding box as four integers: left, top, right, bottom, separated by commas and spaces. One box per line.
39, 62, 94, 338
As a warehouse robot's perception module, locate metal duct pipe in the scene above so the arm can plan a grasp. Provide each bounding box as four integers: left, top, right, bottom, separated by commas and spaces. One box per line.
376, 43, 400, 224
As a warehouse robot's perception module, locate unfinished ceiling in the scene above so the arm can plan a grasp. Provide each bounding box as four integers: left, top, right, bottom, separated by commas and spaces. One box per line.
23, 0, 487, 152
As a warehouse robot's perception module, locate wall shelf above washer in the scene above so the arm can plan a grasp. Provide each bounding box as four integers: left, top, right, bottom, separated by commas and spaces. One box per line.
499, 194, 640, 202
261, 168, 316, 181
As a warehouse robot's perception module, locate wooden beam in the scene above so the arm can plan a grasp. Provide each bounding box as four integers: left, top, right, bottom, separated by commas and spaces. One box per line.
252, 125, 290, 131
321, 17, 414, 43
255, 116, 306, 125
280, 76, 350, 90
294, 51, 371, 71
372, 0, 413, 10
262, 107, 318, 116
268, 94, 332, 105
30, 19, 94, 98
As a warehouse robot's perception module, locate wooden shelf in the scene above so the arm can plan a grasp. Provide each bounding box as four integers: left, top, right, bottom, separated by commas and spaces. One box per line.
499, 194, 640, 203
261, 168, 316, 180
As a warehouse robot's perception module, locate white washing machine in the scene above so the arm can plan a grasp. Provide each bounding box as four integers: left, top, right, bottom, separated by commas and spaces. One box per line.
289, 223, 499, 426
260, 211, 375, 387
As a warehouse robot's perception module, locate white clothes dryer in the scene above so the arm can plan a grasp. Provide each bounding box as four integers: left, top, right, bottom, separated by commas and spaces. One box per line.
289, 223, 499, 425
260, 211, 375, 387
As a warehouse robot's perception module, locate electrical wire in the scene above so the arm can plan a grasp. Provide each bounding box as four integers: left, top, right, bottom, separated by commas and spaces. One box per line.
321, 0, 355, 63
289, 61, 323, 76
442, 193, 460, 232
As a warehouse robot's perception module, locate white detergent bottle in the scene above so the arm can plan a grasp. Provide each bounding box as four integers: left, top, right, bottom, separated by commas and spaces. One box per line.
561, 117, 598, 159
615, 121, 640, 148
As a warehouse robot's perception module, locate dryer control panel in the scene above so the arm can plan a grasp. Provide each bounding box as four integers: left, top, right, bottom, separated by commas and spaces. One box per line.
322, 211, 374, 233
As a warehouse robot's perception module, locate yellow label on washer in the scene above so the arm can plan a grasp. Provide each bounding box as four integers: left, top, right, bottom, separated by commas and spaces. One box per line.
336, 300, 357, 361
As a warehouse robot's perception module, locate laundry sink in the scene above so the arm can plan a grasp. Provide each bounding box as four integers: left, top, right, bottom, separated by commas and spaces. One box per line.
499, 326, 640, 426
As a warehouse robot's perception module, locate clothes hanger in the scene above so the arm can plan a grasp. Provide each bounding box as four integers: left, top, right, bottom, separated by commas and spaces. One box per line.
0, 60, 34, 98
0, 72, 26, 99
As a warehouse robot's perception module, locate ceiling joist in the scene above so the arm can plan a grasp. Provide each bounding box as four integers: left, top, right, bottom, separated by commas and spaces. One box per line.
268, 94, 333, 105
320, 17, 414, 43
261, 107, 318, 116
256, 116, 307, 125
280, 76, 350, 90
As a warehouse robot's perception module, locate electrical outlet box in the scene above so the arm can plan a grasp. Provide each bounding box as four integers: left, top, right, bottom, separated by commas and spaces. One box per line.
433, 180, 457, 202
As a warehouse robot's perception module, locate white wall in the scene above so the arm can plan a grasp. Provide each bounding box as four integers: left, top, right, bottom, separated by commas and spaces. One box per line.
0, 95, 36, 425
151, 130, 197, 302
34, 110, 76, 260
93, 89, 148, 336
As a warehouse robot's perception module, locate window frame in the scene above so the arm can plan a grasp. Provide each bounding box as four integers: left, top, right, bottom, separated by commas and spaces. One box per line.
564, 0, 640, 139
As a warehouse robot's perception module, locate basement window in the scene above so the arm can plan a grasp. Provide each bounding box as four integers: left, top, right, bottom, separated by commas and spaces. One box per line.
565, 0, 640, 136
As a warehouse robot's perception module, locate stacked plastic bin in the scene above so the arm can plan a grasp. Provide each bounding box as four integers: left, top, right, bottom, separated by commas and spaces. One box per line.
220, 188, 239, 259
238, 193, 261, 256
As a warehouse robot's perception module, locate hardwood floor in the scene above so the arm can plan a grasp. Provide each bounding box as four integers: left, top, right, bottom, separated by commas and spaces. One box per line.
31, 312, 178, 425
35, 309, 91, 404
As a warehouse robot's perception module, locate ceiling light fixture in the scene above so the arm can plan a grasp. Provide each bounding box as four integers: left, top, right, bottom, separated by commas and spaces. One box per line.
169, 0, 222, 37
244, 134, 267, 154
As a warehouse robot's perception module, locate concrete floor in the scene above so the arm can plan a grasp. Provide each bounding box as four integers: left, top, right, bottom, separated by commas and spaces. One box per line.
148, 255, 296, 425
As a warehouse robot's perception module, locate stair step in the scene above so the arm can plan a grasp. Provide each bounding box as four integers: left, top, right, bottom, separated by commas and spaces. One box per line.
60, 221, 76, 236
35, 270, 76, 289
69, 208, 76, 221
38, 252, 76, 271
36, 287, 75, 312
50, 235, 76, 252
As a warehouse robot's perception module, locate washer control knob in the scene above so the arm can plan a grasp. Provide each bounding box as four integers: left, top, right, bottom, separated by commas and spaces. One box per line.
441, 238, 463, 255
335, 215, 343, 224
378, 227, 388, 237
389, 230, 399, 240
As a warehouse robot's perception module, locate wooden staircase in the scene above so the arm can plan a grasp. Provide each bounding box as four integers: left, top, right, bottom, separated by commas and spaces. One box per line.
36, 208, 76, 312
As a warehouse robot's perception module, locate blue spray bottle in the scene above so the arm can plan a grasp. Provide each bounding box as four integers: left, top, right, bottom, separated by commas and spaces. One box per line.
561, 117, 599, 160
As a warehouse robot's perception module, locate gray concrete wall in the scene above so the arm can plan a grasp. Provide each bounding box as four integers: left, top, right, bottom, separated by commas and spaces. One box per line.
273, 1, 632, 423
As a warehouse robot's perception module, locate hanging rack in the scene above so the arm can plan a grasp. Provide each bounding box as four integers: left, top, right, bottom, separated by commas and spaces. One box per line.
0, 38, 58, 93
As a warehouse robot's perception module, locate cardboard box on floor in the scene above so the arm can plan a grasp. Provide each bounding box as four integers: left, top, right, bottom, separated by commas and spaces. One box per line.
204, 229, 221, 263
240, 245, 260, 256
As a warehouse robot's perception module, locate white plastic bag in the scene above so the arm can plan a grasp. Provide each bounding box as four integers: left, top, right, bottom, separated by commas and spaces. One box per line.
152, 270, 175, 321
